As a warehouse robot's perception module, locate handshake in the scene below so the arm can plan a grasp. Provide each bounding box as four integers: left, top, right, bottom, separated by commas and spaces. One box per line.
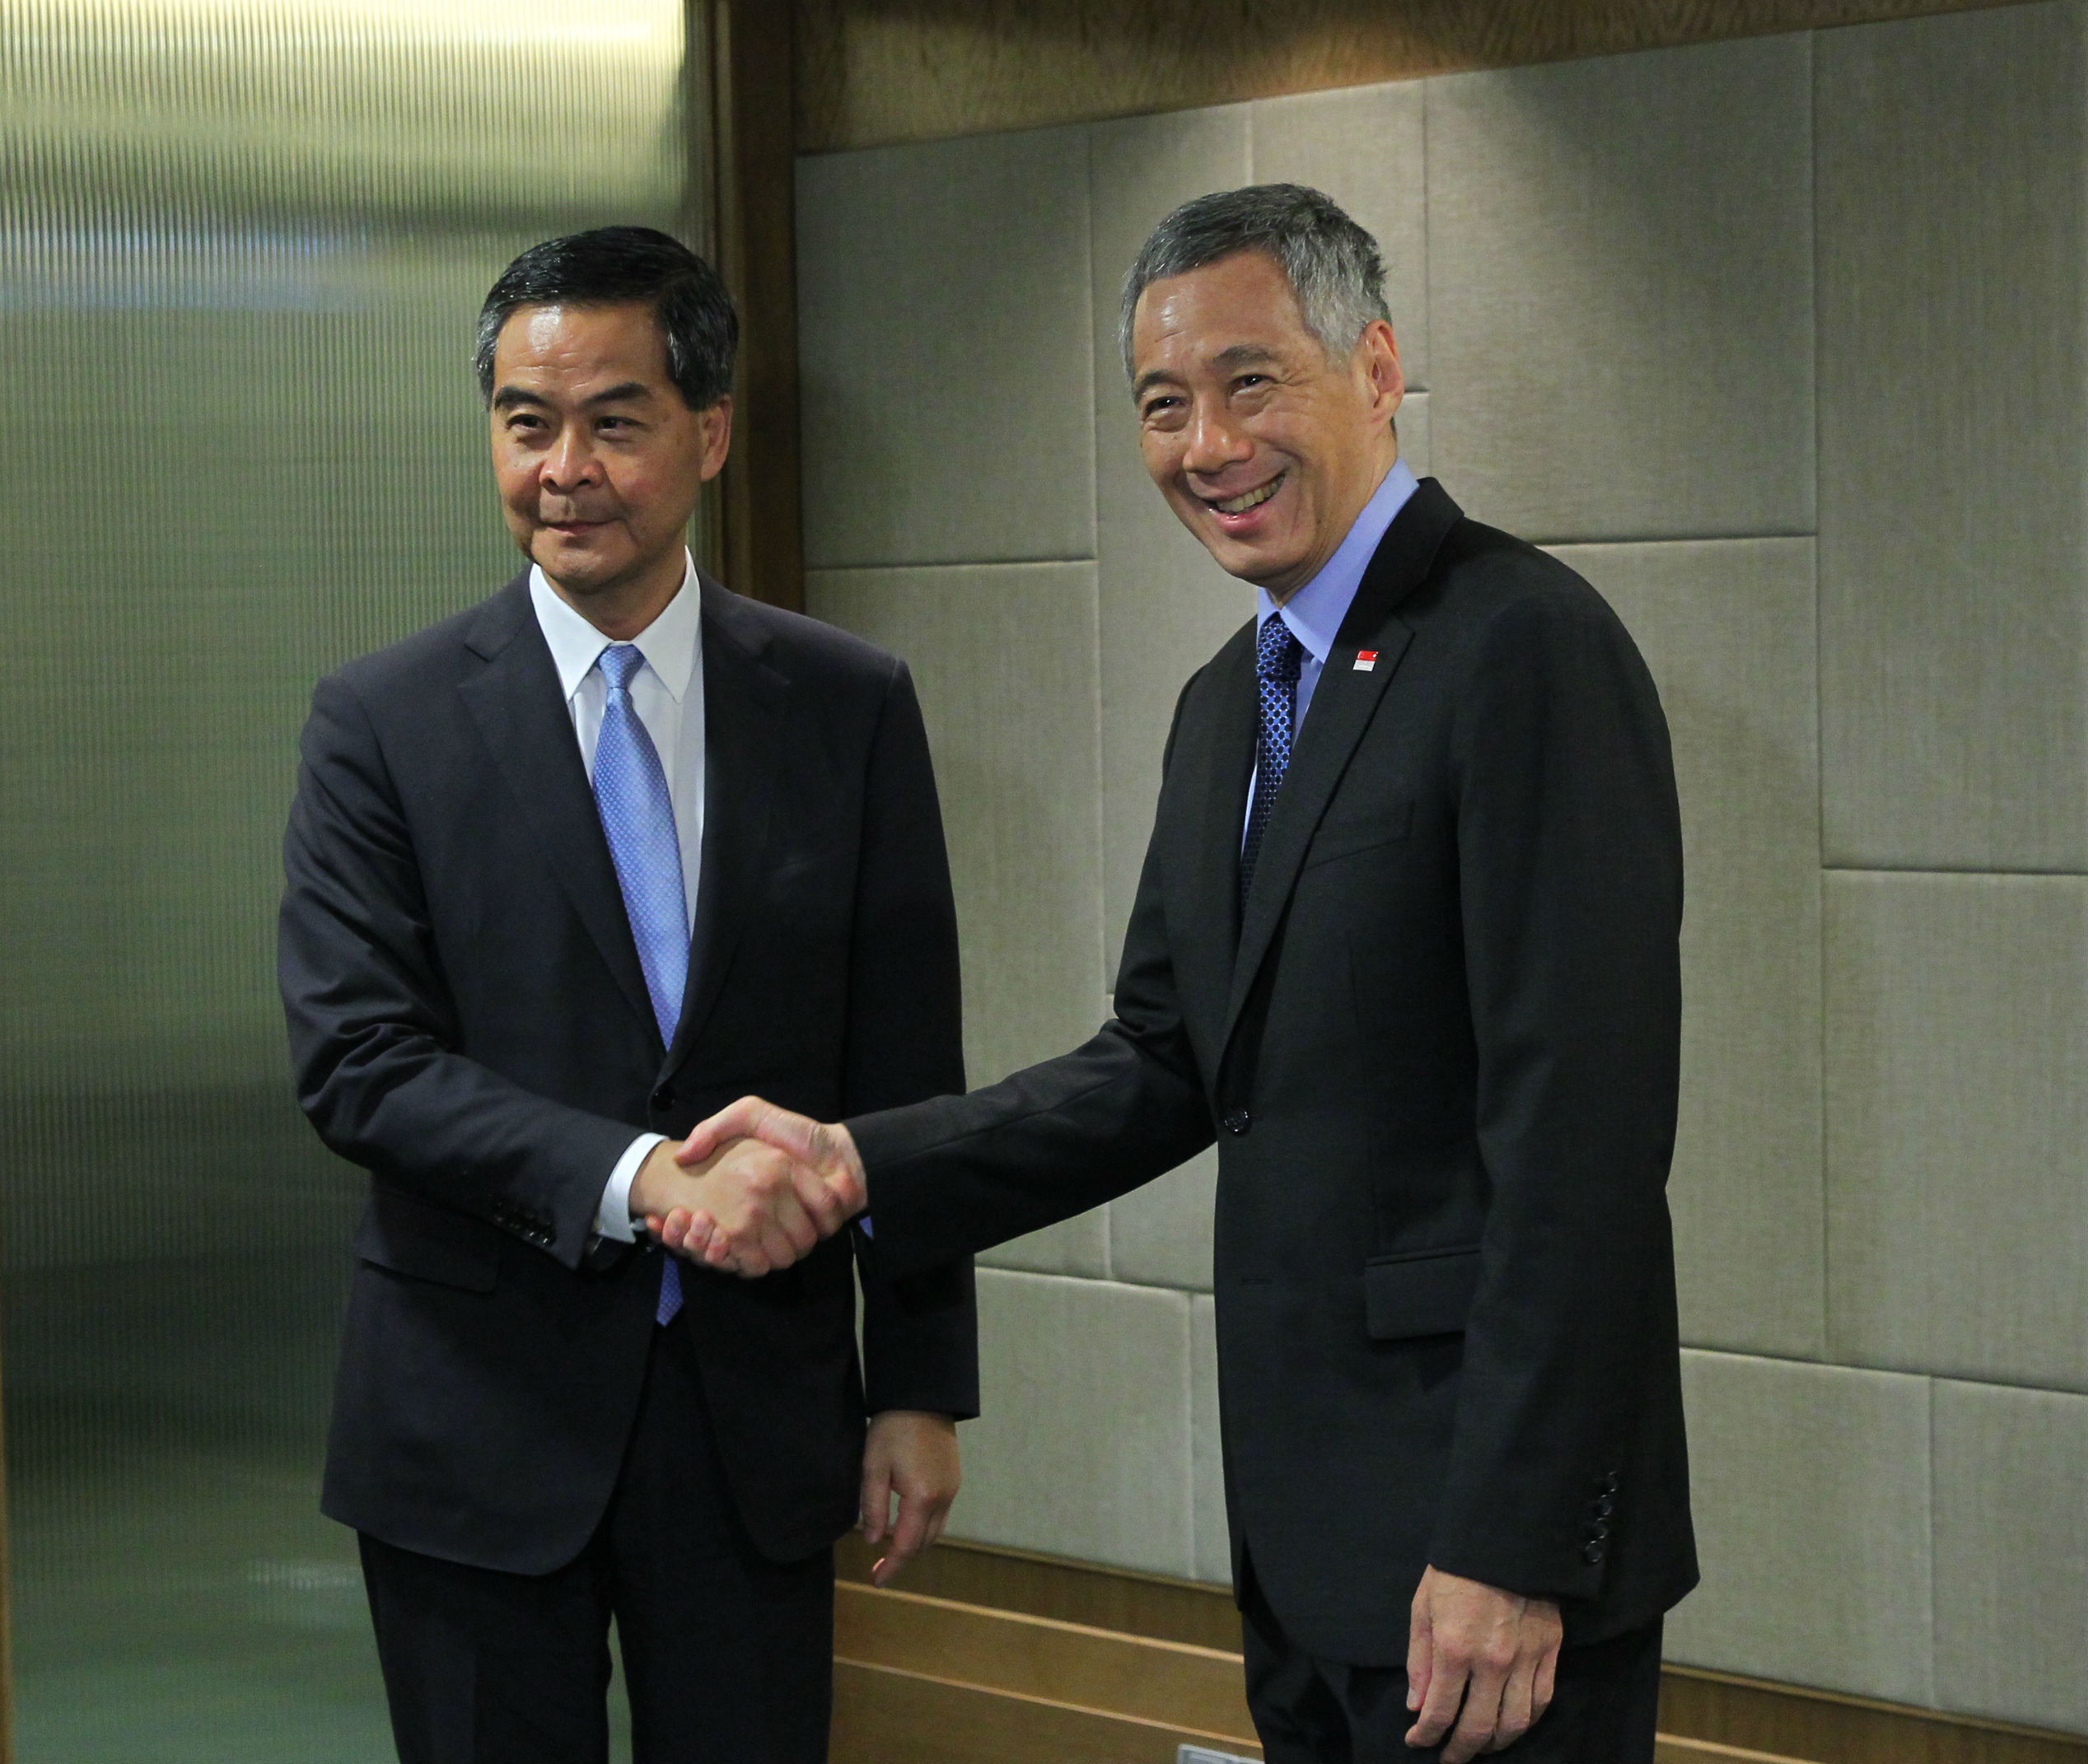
628, 1098, 866, 1277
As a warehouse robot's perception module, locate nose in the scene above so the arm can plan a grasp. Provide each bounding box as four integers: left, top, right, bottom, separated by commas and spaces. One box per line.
1182, 395, 1254, 479
542, 425, 603, 493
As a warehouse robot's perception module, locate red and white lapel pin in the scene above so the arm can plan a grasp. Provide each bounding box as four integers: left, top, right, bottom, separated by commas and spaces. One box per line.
1352, 650, 1380, 672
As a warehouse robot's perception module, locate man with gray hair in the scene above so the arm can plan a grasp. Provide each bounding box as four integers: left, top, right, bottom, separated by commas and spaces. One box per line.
667, 184, 1697, 1762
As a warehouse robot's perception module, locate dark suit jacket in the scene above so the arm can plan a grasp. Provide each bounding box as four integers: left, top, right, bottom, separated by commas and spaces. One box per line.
851, 481, 1695, 1661
280, 571, 977, 1575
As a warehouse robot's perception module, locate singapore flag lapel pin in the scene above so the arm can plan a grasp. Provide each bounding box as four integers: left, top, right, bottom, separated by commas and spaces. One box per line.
1352, 649, 1380, 672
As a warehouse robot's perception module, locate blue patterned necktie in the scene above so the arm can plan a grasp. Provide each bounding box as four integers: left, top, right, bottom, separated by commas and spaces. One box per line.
592, 642, 688, 1325
1240, 615, 1303, 913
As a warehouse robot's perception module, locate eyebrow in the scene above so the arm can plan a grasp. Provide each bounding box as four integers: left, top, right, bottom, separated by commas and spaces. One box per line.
489, 380, 656, 412
1131, 343, 1285, 401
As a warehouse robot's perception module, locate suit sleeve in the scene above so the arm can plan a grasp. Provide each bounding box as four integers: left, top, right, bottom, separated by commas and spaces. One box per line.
844, 661, 979, 1417
848, 677, 1217, 1284
1428, 584, 1684, 1603
278, 672, 637, 1269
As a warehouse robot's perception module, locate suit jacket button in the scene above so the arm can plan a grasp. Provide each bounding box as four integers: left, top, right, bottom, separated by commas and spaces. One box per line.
1222, 1111, 1252, 1136
651, 1084, 675, 1111
1582, 1541, 1605, 1565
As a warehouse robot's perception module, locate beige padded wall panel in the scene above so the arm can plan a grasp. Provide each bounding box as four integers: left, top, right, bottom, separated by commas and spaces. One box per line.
1816, 2, 2088, 871
805, 562, 1111, 1276
1425, 35, 1814, 544
1932, 1379, 2088, 1734
1190, 1295, 1231, 1584
1554, 539, 1824, 1359
1666, 1351, 1933, 1707
1824, 872, 2088, 1390
951, 1271, 1197, 1578
1109, 1148, 1217, 1290
797, 125, 1095, 570
805, 562, 1106, 1085
1090, 105, 1255, 976
1249, 80, 1430, 389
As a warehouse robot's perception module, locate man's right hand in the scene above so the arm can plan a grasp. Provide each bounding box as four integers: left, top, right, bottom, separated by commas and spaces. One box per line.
642, 1097, 868, 1276
629, 1123, 857, 1278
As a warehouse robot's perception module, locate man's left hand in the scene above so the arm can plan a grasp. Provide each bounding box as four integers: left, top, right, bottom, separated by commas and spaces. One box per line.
1405, 1565, 1562, 1760
860, 1410, 960, 1587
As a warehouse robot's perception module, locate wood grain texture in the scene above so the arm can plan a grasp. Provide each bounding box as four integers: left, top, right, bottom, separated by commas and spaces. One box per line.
840, 1537, 2088, 1762
699, 0, 805, 609
832, 1659, 1264, 1762
837, 1532, 1244, 1650
795, 0, 2030, 150
1662, 1667, 2088, 1764
835, 1582, 1256, 1734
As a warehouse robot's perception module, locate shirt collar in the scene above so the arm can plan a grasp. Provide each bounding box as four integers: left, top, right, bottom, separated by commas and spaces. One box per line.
1254, 456, 1420, 661
528, 551, 702, 703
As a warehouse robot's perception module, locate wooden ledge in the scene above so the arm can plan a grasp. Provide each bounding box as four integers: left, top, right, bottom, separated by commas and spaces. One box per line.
838, 1536, 2088, 1764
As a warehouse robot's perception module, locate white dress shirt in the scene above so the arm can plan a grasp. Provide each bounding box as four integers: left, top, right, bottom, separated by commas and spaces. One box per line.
528, 553, 706, 1244
1245, 456, 1420, 837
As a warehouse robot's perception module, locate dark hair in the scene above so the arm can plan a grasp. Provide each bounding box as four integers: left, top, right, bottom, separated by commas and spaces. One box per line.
474, 226, 738, 409
1118, 184, 1390, 379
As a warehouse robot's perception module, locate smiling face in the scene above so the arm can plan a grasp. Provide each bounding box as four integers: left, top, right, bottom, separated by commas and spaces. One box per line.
1130, 250, 1403, 600
489, 301, 731, 636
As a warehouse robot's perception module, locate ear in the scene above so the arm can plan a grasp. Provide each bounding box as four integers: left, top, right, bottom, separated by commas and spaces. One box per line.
1356, 320, 1404, 424
697, 395, 734, 483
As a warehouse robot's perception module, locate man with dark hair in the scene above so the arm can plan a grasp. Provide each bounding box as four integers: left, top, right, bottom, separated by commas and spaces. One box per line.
279, 225, 978, 1762
664, 186, 1697, 1763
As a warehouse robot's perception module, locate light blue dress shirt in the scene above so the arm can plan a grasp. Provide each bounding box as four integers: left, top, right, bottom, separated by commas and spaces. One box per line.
530, 554, 706, 1244
1245, 458, 1420, 835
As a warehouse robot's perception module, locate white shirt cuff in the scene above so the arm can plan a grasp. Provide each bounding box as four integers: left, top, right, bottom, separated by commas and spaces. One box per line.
597, 1133, 667, 1243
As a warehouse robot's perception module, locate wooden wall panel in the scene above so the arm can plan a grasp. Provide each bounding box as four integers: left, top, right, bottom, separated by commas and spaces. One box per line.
842, 1538, 2088, 1764
693, 0, 805, 610
796, 0, 2030, 151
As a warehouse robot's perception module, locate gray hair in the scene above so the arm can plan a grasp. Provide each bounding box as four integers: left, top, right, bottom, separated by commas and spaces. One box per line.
1117, 184, 1390, 380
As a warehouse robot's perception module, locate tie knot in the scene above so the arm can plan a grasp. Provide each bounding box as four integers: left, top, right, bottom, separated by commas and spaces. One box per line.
598, 643, 645, 693
1258, 616, 1302, 685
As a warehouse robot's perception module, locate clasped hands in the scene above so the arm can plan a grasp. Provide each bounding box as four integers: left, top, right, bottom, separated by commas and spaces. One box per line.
628, 1096, 865, 1278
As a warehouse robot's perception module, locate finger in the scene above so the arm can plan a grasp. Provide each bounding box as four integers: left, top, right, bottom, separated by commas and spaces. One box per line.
675, 1097, 768, 1166
676, 1211, 721, 1259
656, 1207, 690, 1252
1405, 1642, 1468, 1749
1533, 1636, 1559, 1721
1442, 1659, 1509, 1764
1487, 1651, 1536, 1753
860, 1456, 894, 1547
1406, 1595, 1433, 1713
878, 1488, 935, 1584
787, 1159, 852, 1236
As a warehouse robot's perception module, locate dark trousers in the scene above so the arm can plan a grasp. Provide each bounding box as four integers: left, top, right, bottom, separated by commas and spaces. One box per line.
1243, 1569, 1662, 1764
358, 1319, 834, 1764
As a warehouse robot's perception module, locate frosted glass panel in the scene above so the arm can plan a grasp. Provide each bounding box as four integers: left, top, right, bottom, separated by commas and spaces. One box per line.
0, 1, 685, 1755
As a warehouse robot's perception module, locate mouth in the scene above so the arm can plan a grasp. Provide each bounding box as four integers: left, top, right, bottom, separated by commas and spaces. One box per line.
542, 517, 608, 537
1203, 473, 1285, 517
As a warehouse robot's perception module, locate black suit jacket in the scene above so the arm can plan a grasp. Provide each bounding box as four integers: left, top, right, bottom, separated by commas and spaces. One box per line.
852, 482, 1695, 1660
280, 571, 977, 1575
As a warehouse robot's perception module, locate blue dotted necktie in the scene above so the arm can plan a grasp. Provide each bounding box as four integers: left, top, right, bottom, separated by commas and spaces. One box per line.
592, 643, 688, 1326
1240, 616, 1303, 913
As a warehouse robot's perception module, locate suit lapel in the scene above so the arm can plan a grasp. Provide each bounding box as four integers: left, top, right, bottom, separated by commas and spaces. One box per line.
1222, 480, 1464, 1050
663, 576, 787, 1074
457, 576, 656, 1036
